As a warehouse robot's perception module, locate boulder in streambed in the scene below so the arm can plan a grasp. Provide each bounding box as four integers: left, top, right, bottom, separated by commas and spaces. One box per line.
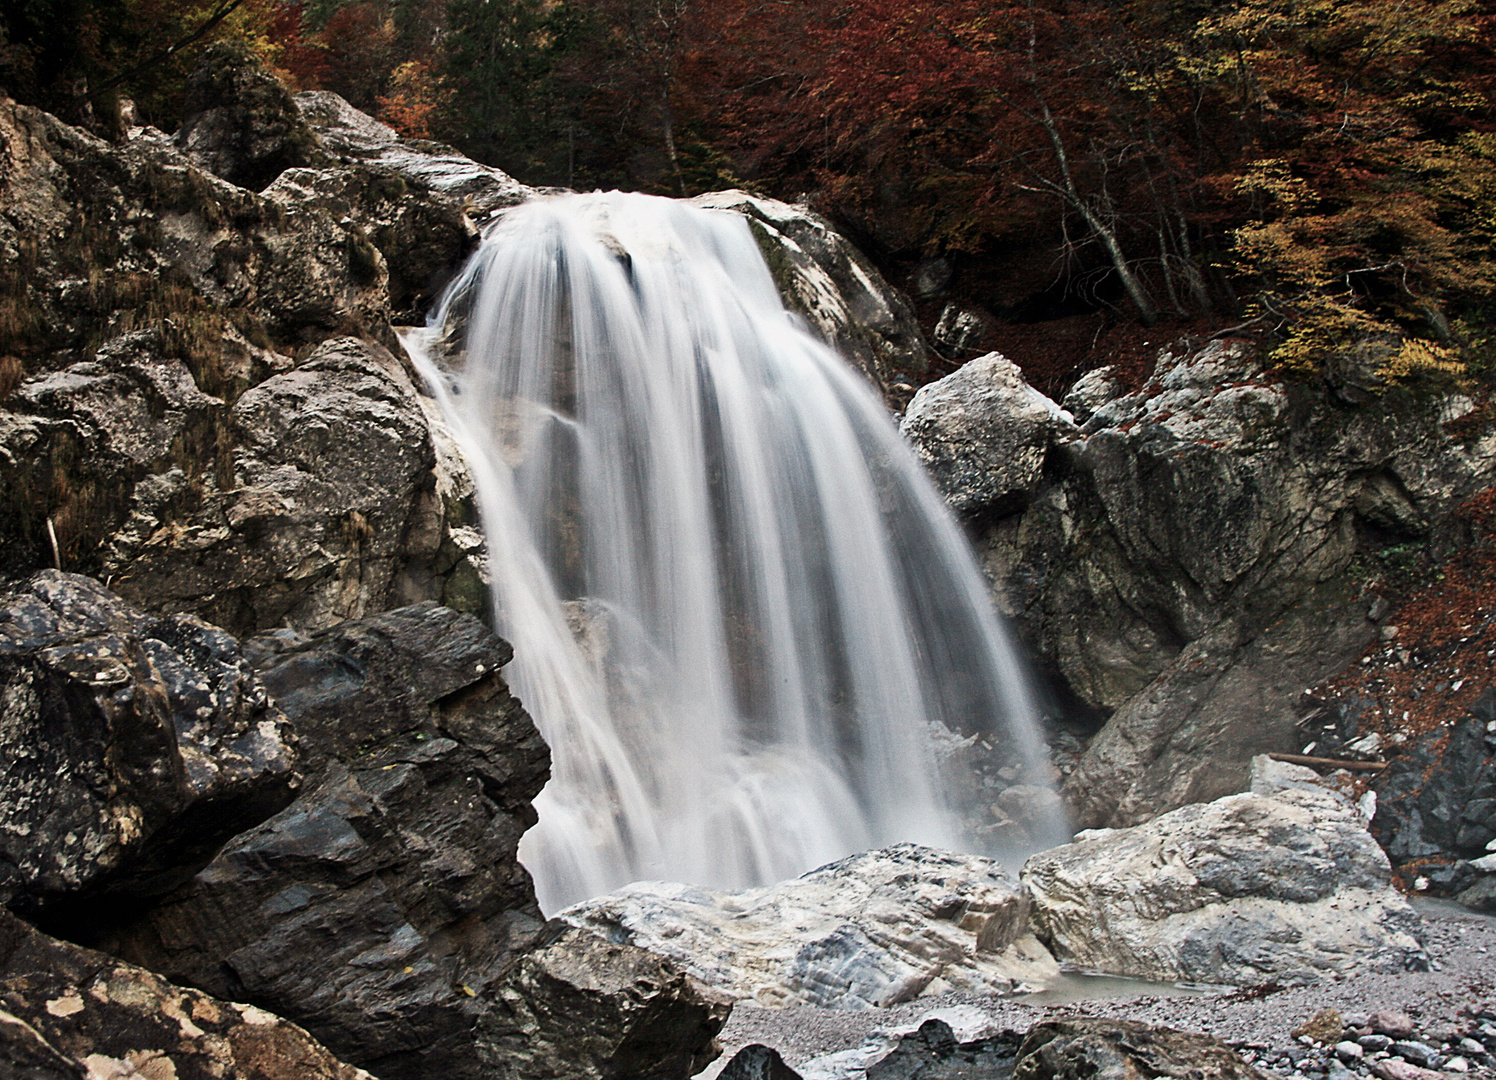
1012, 1017, 1267, 1080
1021, 781, 1428, 986
560, 844, 1059, 1009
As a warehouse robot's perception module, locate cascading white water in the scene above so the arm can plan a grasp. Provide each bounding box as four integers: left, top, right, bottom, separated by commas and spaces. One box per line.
412, 191, 1066, 913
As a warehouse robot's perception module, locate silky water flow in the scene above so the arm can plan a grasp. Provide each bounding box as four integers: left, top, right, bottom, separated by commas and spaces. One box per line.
410, 191, 1068, 912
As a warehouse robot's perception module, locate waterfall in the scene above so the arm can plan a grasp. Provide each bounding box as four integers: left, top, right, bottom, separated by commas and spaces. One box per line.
411, 191, 1066, 912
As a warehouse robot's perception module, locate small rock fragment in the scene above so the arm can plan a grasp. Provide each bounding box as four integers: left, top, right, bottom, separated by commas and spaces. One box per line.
1369, 1012, 1417, 1040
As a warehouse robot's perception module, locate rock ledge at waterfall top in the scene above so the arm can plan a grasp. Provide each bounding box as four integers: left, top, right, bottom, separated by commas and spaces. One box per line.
560, 844, 1059, 1009
1021, 771, 1429, 987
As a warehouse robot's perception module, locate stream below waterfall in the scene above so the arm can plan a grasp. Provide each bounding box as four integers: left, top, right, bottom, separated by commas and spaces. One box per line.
408, 191, 1068, 911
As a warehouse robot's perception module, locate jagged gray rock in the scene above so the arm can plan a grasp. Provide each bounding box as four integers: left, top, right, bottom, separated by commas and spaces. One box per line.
0, 906, 374, 1080
1021, 785, 1429, 986
901, 352, 1075, 519
956, 339, 1496, 827
102, 602, 548, 1078
560, 844, 1058, 1009
691, 191, 929, 396
0, 571, 299, 915
479, 924, 732, 1080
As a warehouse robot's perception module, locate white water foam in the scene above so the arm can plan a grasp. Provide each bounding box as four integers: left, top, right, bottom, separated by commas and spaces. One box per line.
412, 191, 1065, 911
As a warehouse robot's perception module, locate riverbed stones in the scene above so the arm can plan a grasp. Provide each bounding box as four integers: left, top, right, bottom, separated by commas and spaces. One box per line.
1021, 786, 1428, 986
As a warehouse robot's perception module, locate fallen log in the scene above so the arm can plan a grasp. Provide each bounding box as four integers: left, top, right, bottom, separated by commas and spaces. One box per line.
1268, 752, 1387, 773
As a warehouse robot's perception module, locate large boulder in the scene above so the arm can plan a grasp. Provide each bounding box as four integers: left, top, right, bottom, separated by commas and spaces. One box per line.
101, 602, 548, 1078
560, 844, 1058, 1009
1020, 783, 1428, 986
901, 352, 1075, 519
0, 570, 299, 916
175, 41, 329, 191
691, 191, 930, 397
99, 335, 484, 634
946, 338, 1496, 827
0, 906, 374, 1080
480, 924, 732, 1080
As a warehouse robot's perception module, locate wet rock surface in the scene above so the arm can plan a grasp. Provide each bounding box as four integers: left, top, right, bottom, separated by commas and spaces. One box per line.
0, 906, 373, 1080
0, 570, 299, 917
1020, 784, 1428, 986
691, 191, 930, 398
561, 845, 1058, 1010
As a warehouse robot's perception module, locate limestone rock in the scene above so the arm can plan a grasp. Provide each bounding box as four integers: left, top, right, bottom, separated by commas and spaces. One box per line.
691, 191, 930, 394
969, 338, 1496, 827
103, 603, 549, 1079
0, 571, 299, 914
901, 352, 1075, 519
175, 41, 329, 191
0, 906, 373, 1080
1013, 1017, 1267, 1080
99, 336, 483, 635
479, 923, 732, 1080
0, 93, 485, 626
296, 91, 535, 217
1021, 786, 1429, 986
560, 844, 1059, 1009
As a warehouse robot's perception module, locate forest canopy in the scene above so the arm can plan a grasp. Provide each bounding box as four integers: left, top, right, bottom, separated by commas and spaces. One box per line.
4, 0, 1494, 383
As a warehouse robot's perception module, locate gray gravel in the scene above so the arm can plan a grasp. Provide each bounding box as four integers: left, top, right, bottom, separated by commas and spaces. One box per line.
706, 900, 1496, 1078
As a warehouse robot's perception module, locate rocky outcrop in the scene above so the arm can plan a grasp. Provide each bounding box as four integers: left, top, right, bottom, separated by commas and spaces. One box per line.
0, 906, 374, 1080
176, 41, 330, 192
94, 600, 726, 1080
0, 570, 299, 918
0, 50, 491, 632
691, 191, 930, 398
1020, 782, 1428, 986
900, 351, 1074, 519
908, 338, 1496, 827
100, 602, 547, 1077
1369, 707, 1496, 895
560, 844, 1058, 1009
98, 335, 485, 633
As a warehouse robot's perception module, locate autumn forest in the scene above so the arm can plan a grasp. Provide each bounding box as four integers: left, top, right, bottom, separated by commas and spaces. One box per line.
5, 0, 1496, 390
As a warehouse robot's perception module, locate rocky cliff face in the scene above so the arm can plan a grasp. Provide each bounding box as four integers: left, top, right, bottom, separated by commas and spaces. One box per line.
904, 340, 1496, 830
